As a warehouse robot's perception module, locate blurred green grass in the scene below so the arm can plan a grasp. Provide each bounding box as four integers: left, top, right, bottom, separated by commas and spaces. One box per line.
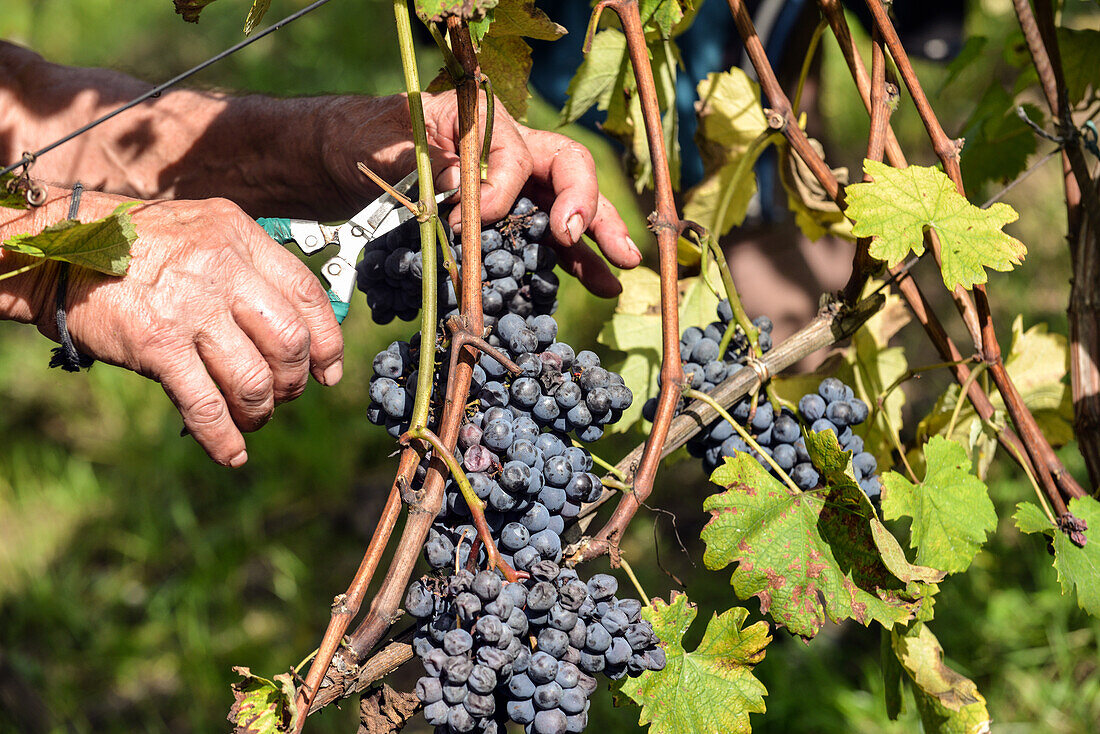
1, 2, 1097, 733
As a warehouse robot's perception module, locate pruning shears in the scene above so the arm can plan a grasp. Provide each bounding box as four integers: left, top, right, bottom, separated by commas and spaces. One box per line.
257, 169, 454, 323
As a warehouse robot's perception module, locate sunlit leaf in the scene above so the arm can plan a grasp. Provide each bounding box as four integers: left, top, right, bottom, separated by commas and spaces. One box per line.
617, 592, 769, 734
682, 69, 771, 237
227, 666, 298, 734
243, 0, 270, 34
881, 437, 997, 574
1, 203, 137, 277
702, 453, 922, 639
1014, 497, 1100, 617
892, 623, 992, 733
560, 30, 628, 126
845, 160, 1026, 290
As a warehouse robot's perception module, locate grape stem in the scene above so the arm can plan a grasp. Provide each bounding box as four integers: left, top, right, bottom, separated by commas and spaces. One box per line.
572, 438, 627, 481
684, 388, 801, 493
403, 425, 520, 583
446, 315, 522, 377
946, 362, 989, 439
619, 558, 651, 607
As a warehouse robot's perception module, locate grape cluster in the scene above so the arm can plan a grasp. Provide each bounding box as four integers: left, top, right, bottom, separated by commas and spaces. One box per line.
406, 562, 664, 734
797, 377, 881, 498
483, 314, 633, 444
355, 198, 558, 326
425, 420, 603, 572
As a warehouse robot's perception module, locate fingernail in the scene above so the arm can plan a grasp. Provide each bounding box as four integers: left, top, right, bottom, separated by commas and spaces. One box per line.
229, 450, 248, 468
567, 213, 585, 244
322, 361, 343, 386
626, 237, 641, 259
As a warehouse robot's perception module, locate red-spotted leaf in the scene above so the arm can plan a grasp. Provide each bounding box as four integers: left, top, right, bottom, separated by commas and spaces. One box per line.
702, 454, 921, 639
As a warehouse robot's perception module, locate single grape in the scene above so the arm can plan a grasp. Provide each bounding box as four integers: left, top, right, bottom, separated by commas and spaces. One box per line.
791, 462, 820, 490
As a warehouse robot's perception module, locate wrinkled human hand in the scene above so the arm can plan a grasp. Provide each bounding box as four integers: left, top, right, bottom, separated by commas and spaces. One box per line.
326, 92, 642, 297
4, 190, 344, 466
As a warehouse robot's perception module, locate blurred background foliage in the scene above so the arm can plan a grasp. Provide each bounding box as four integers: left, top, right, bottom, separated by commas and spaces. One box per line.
0, 1, 1097, 733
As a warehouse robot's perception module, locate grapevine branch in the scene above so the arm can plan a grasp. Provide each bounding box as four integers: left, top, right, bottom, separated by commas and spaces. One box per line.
861, 0, 1083, 510
815, 0, 1039, 484
574, 295, 882, 526
1011, 0, 1100, 493
302, 18, 489, 713
793, 0, 1083, 511
307, 294, 884, 716
573, 0, 685, 565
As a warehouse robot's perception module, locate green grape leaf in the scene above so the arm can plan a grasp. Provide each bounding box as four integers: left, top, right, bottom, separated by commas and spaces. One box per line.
414, 0, 498, 22
243, 0, 270, 34
845, 159, 1026, 290
1, 203, 137, 277
702, 453, 921, 639
803, 428, 944, 585
639, 0, 695, 38
918, 317, 1073, 473
1014, 497, 1100, 617
478, 0, 564, 41
959, 84, 1040, 194
1057, 27, 1100, 105
560, 30, 628, 126
616, 592, 769, 734
682, 69, 772, 237
880, 436, 997, 574
0, 174, 29, 209
598, 264, 719, 434
892, 623, 991, 733
227, 666, 298, 734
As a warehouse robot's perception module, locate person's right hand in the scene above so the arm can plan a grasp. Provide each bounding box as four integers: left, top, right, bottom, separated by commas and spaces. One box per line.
1, 189, 344, 466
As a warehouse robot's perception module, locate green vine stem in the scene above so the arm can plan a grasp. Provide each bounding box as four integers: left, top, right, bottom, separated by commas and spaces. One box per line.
618, 558, 651, 607
684, 387, 801, 493
404, 426, 520, 582
477, 73, 495, 180
791, 19, 827, 115
946, 362, 989, 439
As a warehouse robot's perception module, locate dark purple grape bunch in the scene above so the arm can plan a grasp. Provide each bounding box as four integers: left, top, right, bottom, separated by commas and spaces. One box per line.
406, 562, 665, 734
480, 313, 633, 444
687, 398, 802, 478
796, 377, 880, 498
366, 337, 430, 438
354, 219, 459, 325
477, 197, 559, 331
641, 299, 774, 422
406, 570, 528, 734
355, 197, 558, 326
425, 423, 604, 572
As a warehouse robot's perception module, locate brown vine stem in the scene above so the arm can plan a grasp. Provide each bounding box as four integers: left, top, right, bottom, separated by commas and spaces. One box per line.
334, 13, 488, 686
292, 450, 412, 729
807, 0, 1082, 506
1013, 0, 1100, 493
841, 26, 891, 305
573, 0, 685, 565
814, 1, 981, 348
815, 0, 1037, 481
861, 0, 1083, 507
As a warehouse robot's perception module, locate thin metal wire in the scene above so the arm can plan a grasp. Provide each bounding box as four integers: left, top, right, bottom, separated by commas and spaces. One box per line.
0, 0, 337, 179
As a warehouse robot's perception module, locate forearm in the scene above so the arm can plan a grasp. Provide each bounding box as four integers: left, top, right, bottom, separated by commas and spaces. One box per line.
0, 42, 405, 219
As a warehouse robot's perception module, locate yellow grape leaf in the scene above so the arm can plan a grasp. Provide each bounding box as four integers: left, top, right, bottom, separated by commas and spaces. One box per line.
616, 592, 769, 734
1, 203, 137, 277
892, 623, 992, 734
845, 160, 1026, 290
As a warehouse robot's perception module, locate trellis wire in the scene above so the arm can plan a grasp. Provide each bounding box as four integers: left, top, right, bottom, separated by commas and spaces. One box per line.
0, 0, 336, 179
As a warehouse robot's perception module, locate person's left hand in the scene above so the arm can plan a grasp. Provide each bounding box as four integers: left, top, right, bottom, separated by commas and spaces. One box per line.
322, 92, 642, 298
